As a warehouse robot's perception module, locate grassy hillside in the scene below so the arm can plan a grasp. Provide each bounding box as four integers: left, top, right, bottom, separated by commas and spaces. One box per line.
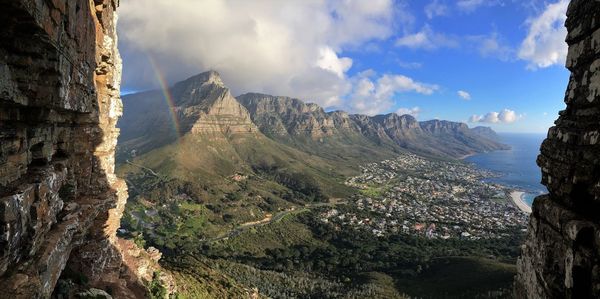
182, 211, 520, 298
117, 129, 360, 253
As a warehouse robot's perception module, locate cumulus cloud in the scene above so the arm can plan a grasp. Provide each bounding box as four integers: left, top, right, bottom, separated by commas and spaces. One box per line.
425, 0, 449, 19
396, 107, 422, 118
395, 25, 459, 50
518, 0, 568, 69
119, 0, 398, 109
469, 109, 522, 124
348, 73, 439, 116
457, 90, 471, 100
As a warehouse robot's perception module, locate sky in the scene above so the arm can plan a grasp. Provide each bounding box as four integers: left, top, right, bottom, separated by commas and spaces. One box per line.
118, 0, 571, 133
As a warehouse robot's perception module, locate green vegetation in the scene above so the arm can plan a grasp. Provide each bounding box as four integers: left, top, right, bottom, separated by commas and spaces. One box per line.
152, 210, 523, 298
395, 257, 516, 298
358, 184, 391, 198
117, 125, 524, 298
149, 272, 168, 299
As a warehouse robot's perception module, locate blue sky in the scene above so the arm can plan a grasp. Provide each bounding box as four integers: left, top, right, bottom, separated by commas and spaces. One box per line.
339, 0, 570, 133
119, 0, 570, 133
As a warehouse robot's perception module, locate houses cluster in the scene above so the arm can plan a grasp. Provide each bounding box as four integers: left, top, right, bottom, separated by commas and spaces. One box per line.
323, 153, 528, 240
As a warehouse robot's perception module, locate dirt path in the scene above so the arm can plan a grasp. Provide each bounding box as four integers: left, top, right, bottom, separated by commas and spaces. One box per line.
204, 199, 347, 244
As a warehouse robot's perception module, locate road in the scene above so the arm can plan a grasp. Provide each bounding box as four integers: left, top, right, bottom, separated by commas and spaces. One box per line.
125, 160, 160, 177
203, 200, 346, 244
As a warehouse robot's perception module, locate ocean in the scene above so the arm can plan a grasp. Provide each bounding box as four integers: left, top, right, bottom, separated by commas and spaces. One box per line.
465, 133, 548, 206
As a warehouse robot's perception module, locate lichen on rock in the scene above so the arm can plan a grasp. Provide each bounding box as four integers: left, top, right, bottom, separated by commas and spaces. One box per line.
515, 0, 600, 298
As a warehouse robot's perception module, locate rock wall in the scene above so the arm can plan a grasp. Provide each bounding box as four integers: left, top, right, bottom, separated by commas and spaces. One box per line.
515, 0, 600, 298
0, 0, 128, 297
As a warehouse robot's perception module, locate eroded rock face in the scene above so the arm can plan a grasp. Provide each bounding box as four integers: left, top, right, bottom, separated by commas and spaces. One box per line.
237, 93, 509, 158
515, 0, 600, 298
0, 0, 128, 297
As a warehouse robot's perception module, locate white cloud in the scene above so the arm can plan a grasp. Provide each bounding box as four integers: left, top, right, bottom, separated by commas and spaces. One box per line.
348, 73, 439, 115
396, 107, 422, 118
457, 0, 485, 12
397, 60, 423, 69
457, 90, 471, 100
316, 47, 353, 78
469, 109, 523, 124
377, 74, 439, 95
395, 25, 459, 50
468, 32, 514, 61
518, 0, 568, 69
425, 0, 449, 19
119, 0, 398, 109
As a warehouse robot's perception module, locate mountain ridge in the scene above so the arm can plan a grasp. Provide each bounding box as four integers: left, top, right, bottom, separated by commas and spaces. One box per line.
118, 71, 509, 162
236, 91, 509, 159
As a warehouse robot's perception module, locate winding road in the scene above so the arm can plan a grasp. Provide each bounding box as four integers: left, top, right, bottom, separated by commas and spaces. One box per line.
203, 200, 346, 244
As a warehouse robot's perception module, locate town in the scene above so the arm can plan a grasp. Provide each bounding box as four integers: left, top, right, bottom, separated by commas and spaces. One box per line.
320, 153, 529, 240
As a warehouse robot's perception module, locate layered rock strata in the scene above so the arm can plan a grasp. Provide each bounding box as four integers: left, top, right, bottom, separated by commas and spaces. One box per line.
0, 0, 128, 297
237, 92, 509, 158
515, 0, 600, 298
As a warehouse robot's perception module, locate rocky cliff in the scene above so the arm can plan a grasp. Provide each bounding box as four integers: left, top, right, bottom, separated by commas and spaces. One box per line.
471, 126, 501, 141
237, 93, 509, 159
118, 71, 258, 159
0, 0, 132, 297
515, 0, 600, 298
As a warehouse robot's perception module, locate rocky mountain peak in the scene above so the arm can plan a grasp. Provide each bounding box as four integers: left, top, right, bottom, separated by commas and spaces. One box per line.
420, 119, 469, 134
183, 70, 225, 87
374, 113, 420, 130
170, 72, 256, 136
118, 72, 257, 155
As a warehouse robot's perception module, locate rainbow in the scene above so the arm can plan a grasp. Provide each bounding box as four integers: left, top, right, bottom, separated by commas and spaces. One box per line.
147, 55, 181, 139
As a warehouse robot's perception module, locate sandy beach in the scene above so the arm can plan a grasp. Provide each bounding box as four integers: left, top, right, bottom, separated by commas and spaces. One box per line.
510, 191, 532, 214
459, 153, 476, 160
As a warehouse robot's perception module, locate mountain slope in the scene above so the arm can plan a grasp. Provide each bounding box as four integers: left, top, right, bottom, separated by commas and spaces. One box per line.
471, 126, 502, 141
236, 93, 402, 163
117, 73, 356, 244
117, 71, 510, 208
237, 92, 509, 160
116, 71, 515, 297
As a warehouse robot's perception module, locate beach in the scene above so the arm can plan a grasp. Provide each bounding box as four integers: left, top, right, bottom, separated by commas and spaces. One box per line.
510, 191, 532, 214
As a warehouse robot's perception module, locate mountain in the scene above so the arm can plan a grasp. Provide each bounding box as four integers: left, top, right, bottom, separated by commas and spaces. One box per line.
117, 71, 509, 206
471, 126, 501, 141
116, 71, 514, 297
117, 71, 258, 157
236, 92, 509, 160
118, 72, 350, 211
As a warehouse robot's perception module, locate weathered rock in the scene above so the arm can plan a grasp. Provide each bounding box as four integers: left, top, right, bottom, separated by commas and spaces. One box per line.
515, 0, 600, 298
76, 288, 113, 299
117, 71, 259, 158
237, 93, 509, 159
0, 0, 130, 297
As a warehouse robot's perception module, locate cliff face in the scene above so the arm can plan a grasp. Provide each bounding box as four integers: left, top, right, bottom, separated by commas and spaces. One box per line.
237, 93, 337, 138
118, 71, 258, 159
0, 0, 128, 297
515, 0, 600, 298
237, 93, 509, 159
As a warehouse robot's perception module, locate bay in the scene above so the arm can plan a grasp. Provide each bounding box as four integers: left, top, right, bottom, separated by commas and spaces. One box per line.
465, 133, 548, 206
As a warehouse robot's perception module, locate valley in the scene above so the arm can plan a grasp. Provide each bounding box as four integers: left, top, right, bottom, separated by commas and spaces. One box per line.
115, 71, 526, 298
118, 148, 526, 298
122, 154, 527, 298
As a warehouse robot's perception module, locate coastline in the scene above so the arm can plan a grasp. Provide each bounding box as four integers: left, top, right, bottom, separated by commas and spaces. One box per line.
510, 191, 532, 214
459, 153, 476, 160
